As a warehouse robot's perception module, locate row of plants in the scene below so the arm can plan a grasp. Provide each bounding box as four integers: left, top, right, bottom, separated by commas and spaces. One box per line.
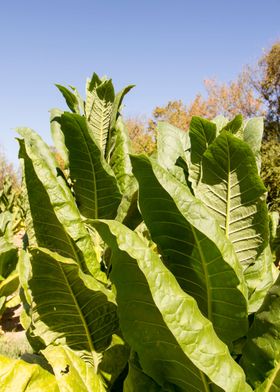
0, 73, 280, 391
0, 176, 24, 323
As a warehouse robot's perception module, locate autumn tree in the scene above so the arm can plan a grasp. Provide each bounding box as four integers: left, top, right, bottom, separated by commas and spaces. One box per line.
250, 41, 280, 137
252, 41, 280, 212
125, 117, 155, 154
149, 100, 190, 131
149, 70, 264, 132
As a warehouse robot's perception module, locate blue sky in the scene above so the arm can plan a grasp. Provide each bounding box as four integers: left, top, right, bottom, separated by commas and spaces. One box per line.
0, 0, 279, 166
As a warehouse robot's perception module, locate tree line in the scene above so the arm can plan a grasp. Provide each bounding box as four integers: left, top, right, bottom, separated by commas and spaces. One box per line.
126, 41, 280, 211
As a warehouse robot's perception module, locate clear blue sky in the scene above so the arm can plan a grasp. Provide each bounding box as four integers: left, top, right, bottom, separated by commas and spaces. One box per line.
1, 0, 279, 166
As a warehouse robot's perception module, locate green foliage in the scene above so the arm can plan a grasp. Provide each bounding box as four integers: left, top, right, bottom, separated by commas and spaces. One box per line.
0, 177, 22, 321
94, 219, 250, 392
0, 151, 18, 191
24, 248, 117, 361
261, 137, 280, 212
0, 176, 24, 232
94, 113, 275, 391
195, 128, 267, 267
0, 353, 59, 390
8, 73, 134, 390
241, 274, 280, 389
131, 154, 248, 344
57, 113, 122, 219
42, 345, 106, 391
269, 211, 280, 265
0, 74, 279, 391
0, 177, 17, 213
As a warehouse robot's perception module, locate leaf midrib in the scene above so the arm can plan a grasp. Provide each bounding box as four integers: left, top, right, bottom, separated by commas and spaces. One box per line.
99, 99, 109, 153
57, 261, 99, 371
90, 98, 111, 153
225, 136, 231, 239
73, 117, 99, 219
263, 362, 280, 392
199, 370, 211, 392
191, 228, 212, 321
24, 137, 83, 265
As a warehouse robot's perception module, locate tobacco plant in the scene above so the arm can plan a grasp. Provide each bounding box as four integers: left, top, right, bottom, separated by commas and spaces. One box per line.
0, 210, 19, 317
0, 176, 24, 320
0, 74, 279, 391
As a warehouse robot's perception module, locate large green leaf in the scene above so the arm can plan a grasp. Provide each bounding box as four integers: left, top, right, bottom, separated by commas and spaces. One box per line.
70, 85, 85, 114
0, 270, 19, 298
188, 116, 216, 188
109, 116, 133, 194
56, 84, 81, 113
18, 249, 32, 312
244, 245, 278, 313
18, 139, 92, 279
18, 140, 79, 260
18, 251, 47, 354
124, 352, 162, 392
108, 117, 142, 228
241, 274, 280, 389
196, 131, 268, 267
106, 85, 134, 160
27, 247, 118, 370
110, 85, 134, 131
157, 121, 190, 182
0, 354, 58, 391
42, 345, 106, 391
17, 129, 105, 280
222, 114, 243, 134
50, 108, 69, 169
243, 117, 264, 173
87, 72, 102, 92
19, 169, 36, 248
0, 244, 18, 279
212, 115, 229, 132
58, 112, 122, 219
85, 75, 115, 154
98, 333, 130, 389
115, 177, 142, 230
94, 220, 252, 392
131, 155, 248, 344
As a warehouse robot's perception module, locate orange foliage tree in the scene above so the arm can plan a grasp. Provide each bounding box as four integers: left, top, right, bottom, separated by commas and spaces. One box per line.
149, 70, 264, 133
125, 117, 155, 155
